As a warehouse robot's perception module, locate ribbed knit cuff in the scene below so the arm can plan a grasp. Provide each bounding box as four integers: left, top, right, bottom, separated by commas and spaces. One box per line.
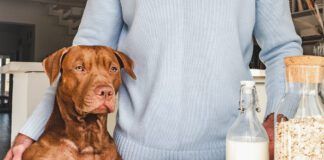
114, 131, 225, 160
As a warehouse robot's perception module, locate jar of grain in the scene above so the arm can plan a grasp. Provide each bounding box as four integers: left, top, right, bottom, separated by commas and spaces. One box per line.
274, 56, 324, 160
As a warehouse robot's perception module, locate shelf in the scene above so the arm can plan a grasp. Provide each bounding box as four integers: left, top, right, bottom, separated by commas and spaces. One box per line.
291, 8, 324, 43
292, 8, 323, 18
0, 62, 43, 74
302, 35, 323, 41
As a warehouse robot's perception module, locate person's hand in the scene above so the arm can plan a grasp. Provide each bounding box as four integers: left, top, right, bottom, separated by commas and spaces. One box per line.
4, 133, 34, 160
263, 113, 288, 160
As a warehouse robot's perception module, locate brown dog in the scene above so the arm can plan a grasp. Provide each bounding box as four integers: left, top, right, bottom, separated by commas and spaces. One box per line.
22, 45, 136, 160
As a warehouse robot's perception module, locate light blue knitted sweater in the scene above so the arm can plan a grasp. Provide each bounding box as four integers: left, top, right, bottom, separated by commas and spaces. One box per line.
20, 0, 302, 159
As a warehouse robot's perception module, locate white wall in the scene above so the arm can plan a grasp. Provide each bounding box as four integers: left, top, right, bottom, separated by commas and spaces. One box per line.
0, 0, 74, 61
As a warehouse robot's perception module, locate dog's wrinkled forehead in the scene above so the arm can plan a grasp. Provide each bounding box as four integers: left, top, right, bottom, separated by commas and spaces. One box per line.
42, 45, 136, 85
61, 46, 116, 68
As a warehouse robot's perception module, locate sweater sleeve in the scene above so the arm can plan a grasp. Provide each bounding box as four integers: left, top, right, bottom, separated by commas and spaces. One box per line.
19, 78, 59, 140
253, 0, 303, 118
72, 0, 124, 49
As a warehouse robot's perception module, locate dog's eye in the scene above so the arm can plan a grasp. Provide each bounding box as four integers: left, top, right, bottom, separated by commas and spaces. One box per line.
75, 65, 86, 72
110, 66, 118, 73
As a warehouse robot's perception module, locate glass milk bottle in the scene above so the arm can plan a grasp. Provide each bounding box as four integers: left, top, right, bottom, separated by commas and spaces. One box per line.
226, 81, 269, 160
275, 56, 324, 160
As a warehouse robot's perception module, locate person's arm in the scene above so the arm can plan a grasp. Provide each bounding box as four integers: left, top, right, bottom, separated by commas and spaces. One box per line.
5, 0, 123, 159
72, 0, 124, 48
253, 0, 302, 159
254, 0, 302, 117
19, 84, 57, 140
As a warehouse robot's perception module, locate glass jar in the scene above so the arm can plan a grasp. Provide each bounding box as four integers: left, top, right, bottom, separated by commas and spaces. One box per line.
274, 56, 324, 160
226, 81, 269, 160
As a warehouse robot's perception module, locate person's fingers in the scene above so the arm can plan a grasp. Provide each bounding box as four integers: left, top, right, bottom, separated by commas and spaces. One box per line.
12, 145, 26, 160
4, 149, 13, 160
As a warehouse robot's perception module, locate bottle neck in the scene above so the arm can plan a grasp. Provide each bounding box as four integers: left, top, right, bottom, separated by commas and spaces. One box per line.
239, 86, 258, 114
227, 82, 269, 141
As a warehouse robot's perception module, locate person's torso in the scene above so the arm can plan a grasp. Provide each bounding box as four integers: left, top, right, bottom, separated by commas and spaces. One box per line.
115, 0, 256, 153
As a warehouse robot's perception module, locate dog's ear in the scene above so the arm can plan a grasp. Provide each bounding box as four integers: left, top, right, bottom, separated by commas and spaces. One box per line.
43, 47, 71, 85
114, 50, 137, 80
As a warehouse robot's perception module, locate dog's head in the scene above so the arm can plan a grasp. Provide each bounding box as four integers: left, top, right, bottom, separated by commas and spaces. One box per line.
43, 45, 136, 115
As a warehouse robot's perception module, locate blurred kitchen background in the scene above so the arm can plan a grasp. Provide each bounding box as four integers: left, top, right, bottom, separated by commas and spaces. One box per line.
0, 0, 323, 159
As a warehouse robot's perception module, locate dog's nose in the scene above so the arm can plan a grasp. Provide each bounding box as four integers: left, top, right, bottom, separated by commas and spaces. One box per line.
94, 85, 114, 98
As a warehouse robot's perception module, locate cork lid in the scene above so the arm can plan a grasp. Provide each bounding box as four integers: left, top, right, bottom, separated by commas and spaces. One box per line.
284, 56, 324, 66
285, 56, 324, 83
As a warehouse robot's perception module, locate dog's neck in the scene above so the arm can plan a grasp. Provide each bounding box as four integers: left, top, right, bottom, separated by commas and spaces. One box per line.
55, 89, 112, 153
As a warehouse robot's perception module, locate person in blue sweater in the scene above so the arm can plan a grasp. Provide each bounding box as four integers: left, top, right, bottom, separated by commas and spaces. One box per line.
5, 0, 302, 159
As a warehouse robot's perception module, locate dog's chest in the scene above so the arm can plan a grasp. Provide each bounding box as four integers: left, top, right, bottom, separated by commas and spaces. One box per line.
61, 139, 117, 160
26, 139, 112, 160
62, 139, 96, 154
